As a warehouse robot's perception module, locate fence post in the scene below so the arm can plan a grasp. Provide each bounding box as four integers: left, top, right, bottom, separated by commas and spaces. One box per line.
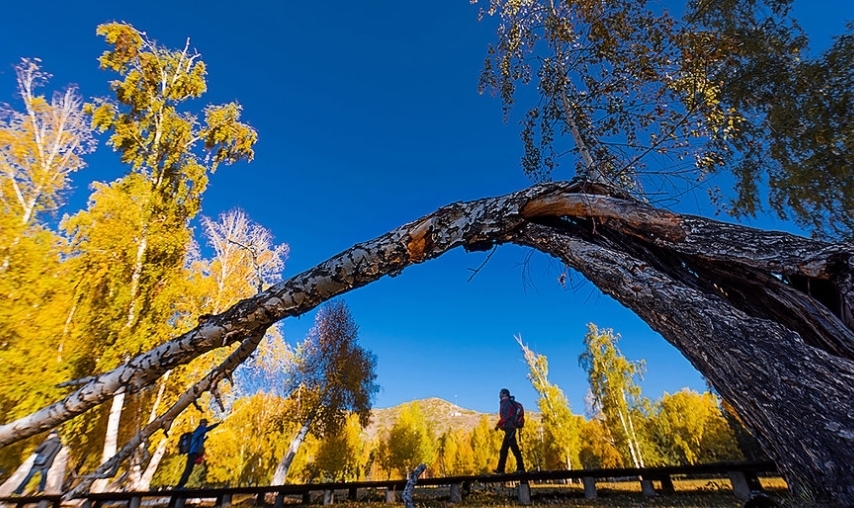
385, 487, 397, 503
323, 489, 334, 505
728, 470, 753, 501
129, 496, 141, 508
449, 483, 462, 503
641, 477, 657, 496
658, 474, 675, 495
516, 481, 531, 506
582, 476, 597, 499
348, 487, 358, 501
218, 493, 232, 508
273, 492, 285, 508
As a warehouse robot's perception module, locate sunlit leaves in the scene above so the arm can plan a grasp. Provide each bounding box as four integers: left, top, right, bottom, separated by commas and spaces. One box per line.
91, 22, 256, 212
0, 58, 95, 226
517, 336, 582, 470
578, 323, 647, 468
380, 402, 436, 477
645, 389, 743, 465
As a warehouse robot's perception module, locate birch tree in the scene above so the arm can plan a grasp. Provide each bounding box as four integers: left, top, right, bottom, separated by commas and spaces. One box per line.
56, 22, 257, 491
381, 403, 435, 478
646, 388, 742, 466
0, 58, 94, 231
516, 335, 582, 471
578, 324, 647, 468
271, 300, 378, 484
0, 59, 94, 426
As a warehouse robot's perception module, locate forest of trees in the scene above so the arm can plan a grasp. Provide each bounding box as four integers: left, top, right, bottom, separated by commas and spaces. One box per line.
2, 0, 853, 504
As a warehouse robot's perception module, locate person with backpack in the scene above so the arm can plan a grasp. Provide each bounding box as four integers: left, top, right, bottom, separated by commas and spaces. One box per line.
493, 388, 525, 474
13, 430, 62, 495
175, 419, 220, 489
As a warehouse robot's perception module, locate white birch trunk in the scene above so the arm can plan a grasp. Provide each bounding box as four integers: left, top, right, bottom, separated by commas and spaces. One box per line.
44, 447, 68, 494
131, 438, 168, 491
625, 411, 644, 469
271, 418, 312, 485
91, 388, 126, 492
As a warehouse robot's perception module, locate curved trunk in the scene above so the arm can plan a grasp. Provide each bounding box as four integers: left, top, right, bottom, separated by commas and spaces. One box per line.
512, 216, 854, 504
1, 182, 851, 503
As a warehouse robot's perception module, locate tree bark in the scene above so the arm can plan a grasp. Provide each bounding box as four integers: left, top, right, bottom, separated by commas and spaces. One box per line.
1, 181, 852, 503
510, 214, 854, 504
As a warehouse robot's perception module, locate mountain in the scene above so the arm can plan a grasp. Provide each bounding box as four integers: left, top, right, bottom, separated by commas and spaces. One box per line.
363, 397, 495, 441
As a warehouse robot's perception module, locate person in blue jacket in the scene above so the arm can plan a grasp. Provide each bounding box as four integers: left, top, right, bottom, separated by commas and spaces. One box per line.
176, 419, 220, 488
493, 388, 525, 474
14, 430, 62, 495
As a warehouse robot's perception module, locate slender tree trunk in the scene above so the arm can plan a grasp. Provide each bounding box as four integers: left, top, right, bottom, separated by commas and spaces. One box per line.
125, 232, 148, 328
271, 418, 313, 485
92, 388, 126, 492
44, 447, 68, 494
625, 412, 643, 469
131, 437, 168, 491
614, 407, 641, 469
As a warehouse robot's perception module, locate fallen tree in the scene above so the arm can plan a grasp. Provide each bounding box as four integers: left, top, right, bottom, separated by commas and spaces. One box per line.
1, 180, 852, 504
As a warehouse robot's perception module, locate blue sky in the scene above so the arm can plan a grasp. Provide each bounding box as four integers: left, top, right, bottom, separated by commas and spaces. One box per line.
1, 1, 851, 415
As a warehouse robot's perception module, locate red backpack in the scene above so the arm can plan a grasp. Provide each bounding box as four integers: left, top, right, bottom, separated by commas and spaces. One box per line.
510, 400, 525, 429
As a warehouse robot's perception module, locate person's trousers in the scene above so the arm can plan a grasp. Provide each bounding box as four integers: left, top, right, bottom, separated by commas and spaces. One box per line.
176, 453, 199, 488
14, 465, 50, 494
497, 428, 525, 472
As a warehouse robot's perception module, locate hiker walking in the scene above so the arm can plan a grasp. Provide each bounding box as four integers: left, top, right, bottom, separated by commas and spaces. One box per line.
493, 388, 525, 474
175, 419, 220, 488
13, 430, 62, 495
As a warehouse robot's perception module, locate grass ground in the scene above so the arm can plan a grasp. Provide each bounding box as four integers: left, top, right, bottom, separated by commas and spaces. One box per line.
227, 477, 810, 508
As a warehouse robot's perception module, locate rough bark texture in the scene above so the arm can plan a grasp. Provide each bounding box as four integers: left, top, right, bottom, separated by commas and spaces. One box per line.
2, 181, 852, 504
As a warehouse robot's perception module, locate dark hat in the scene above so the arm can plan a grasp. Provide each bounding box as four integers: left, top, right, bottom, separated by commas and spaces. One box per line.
499, 388, 510, 397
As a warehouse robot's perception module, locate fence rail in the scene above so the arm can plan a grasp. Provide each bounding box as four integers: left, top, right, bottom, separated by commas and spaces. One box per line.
0, 460, 778, 507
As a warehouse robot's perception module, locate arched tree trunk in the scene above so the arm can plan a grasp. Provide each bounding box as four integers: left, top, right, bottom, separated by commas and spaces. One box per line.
1, 181, 851, 504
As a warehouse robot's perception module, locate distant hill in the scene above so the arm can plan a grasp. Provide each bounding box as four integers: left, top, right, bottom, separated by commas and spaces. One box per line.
363, 397, 498, 441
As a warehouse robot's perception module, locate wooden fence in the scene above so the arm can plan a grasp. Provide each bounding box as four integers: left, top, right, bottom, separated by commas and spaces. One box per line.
0, 460, 777, 507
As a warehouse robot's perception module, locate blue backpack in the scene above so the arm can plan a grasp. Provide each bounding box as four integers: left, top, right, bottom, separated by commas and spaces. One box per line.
178, 432, 193, 454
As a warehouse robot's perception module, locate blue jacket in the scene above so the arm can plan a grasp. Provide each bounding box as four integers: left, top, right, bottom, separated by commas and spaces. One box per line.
188, 422, 219, 455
